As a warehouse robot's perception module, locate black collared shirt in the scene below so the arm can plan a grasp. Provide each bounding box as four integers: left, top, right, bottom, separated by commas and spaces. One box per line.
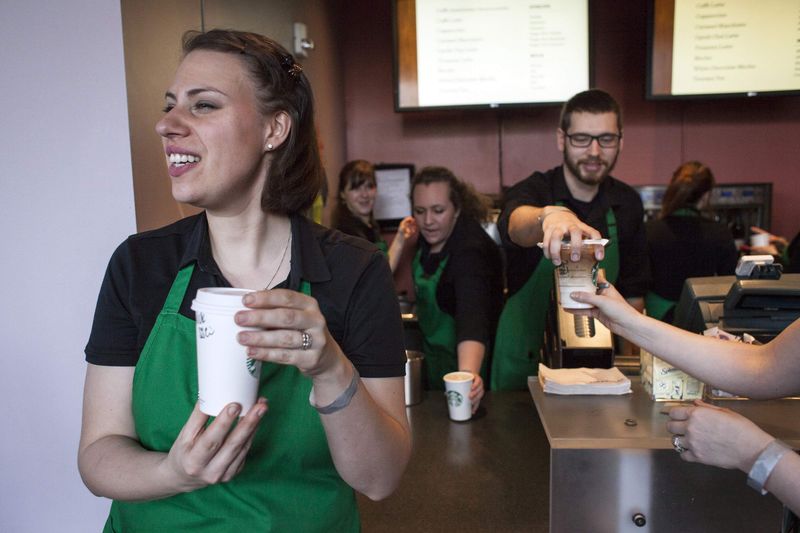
85, 213, 406, 378
417, 215, 504, 348
332, 207, 382, 245
498, 166, 650, 299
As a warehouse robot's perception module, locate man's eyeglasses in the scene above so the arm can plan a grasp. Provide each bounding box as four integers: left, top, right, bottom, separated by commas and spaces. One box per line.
565, 132, 621, 149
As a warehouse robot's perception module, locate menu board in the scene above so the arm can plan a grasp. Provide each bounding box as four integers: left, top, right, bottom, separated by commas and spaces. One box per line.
395, 0, 590, 110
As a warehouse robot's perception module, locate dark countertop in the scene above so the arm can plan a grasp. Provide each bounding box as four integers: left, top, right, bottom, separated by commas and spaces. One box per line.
357, 391, 550, 533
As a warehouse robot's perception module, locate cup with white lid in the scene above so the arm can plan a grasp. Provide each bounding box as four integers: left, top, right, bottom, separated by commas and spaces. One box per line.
191, 287, 260, 416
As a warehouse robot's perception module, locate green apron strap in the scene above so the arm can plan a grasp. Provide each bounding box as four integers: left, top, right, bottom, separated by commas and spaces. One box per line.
375, 239, 389, 255
163, 264, 195, 313
598, 207, 620, 284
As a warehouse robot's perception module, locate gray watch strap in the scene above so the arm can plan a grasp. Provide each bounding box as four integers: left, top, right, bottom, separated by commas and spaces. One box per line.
309, 364, 360, 415
747, 439, 792, 495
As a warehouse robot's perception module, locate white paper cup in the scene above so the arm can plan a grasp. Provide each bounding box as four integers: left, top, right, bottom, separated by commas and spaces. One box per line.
555, 252, 598, 310
750, 233, 770, 248
191, 288, 260, 416
443, 371, 474, 421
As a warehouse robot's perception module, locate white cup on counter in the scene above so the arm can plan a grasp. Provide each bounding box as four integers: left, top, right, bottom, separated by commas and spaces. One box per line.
443, 371, 474, 421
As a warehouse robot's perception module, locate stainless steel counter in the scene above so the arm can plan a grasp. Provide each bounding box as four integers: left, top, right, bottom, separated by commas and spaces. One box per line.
358, 391, 551, 532
530, 378, 799, 532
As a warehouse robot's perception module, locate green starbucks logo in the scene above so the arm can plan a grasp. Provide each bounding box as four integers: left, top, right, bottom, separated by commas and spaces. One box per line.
246, 357, 257, 377
446, 390, 464, 407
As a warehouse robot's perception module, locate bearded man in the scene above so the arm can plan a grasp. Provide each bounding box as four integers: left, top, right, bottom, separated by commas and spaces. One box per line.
491, 89, 649, 390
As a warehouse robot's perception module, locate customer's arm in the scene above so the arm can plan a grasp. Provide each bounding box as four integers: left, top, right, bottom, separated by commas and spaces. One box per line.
667, 400, 800, 516
570, 281, 800, 399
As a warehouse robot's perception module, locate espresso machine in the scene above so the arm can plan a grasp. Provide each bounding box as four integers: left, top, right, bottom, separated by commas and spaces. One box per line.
543, 280, 614, 369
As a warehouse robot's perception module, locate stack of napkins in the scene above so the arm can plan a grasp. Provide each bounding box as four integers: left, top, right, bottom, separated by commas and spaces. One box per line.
538, 364, 631, 395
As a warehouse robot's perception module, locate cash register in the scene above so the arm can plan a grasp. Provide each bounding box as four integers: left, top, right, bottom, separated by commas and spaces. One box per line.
673, 257, 800, 341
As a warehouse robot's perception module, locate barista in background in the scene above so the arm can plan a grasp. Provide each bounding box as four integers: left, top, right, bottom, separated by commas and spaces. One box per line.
398, 166, 504, 412
645, 161, 738, 322
492, 89, 649, 391
749, 226, 800, 274
332, 160, 410, 272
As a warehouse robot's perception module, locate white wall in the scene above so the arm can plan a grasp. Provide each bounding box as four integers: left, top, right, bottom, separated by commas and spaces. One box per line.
0, 1, 135, 531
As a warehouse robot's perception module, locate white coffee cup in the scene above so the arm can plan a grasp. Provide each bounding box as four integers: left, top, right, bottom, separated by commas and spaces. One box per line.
191, 288, 261, 416
750, 233, 770, 248
443, 371, 474, 421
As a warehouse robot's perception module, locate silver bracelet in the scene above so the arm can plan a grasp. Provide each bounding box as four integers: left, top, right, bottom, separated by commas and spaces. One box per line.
309, 363, 360, 415
537, 206, 574, 227
747, 439, 792, 495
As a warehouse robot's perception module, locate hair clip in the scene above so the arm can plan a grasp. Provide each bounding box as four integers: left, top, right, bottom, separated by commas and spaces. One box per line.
280, 54, 303, 78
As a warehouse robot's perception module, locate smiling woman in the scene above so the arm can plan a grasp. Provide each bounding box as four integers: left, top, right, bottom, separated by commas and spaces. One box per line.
79, 29, 410, 533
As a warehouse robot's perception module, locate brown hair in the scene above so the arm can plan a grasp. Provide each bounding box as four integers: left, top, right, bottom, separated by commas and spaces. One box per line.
333, 160, 377, 226
659, 161, 715, 218
411, 166, 492, 223
182, 29, 323, 215
559, 89, 622, 134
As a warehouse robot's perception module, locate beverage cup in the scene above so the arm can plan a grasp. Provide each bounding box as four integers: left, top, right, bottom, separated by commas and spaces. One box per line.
555, 244, 599, 310
191, 288, 261, 416
443, 371, 474, 421
750, 233, 770, 248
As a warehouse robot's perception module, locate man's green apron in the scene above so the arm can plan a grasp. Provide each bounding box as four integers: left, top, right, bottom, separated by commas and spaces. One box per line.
412, 250, 487, 389
491, 209, 620, 391
644, 208, 698, 322
104, 264, 358, 533
375, 239, 389, 255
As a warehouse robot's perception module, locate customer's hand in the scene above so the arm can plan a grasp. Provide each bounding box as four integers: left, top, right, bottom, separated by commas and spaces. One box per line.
666, 400, 773, 472
566, 271, 640, 336
162, 399, 267, 493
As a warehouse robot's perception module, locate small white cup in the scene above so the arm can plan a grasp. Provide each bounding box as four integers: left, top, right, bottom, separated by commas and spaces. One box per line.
750, 233, 770, 248
443, 371, 474, 421
191, 288, 260, 416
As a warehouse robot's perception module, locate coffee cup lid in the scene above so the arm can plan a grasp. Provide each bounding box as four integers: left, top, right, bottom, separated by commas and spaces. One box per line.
192, 287, 255, 310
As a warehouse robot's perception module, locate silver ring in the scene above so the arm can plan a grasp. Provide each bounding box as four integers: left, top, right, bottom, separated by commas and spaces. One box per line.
595, 281, 611, 294
301, 331, 312, 351
672, 434, 687, 454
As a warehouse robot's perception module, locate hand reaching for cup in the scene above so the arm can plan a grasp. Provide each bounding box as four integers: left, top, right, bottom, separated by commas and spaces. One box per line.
564, 270, 640, 336
538, 207, 604, 266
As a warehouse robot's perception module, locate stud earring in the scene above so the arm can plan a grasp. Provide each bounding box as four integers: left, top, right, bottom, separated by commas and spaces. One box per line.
266, 143, 274, 151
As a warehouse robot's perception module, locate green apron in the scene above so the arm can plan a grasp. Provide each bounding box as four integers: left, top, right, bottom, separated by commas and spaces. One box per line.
412, 250, 488, 389
491, 208, 620, 391
375, 239, 389, 255
104, 264, 358, 533
644, 208, 698, 322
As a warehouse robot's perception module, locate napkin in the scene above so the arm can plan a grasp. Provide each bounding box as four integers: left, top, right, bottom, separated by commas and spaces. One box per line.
537, 363, 631, 395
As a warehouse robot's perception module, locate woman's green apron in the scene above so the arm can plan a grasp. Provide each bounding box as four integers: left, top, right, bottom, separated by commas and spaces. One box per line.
644, 208, 699, 322
104, 264, 359, 533
412, 250, 487, 389
491, 208, 620, 391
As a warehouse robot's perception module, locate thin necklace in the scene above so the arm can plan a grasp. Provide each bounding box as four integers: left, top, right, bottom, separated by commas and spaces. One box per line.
264, 231, 291, 289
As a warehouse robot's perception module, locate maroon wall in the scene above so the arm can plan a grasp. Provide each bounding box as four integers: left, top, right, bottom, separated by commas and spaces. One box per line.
341, 0, 799, 239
